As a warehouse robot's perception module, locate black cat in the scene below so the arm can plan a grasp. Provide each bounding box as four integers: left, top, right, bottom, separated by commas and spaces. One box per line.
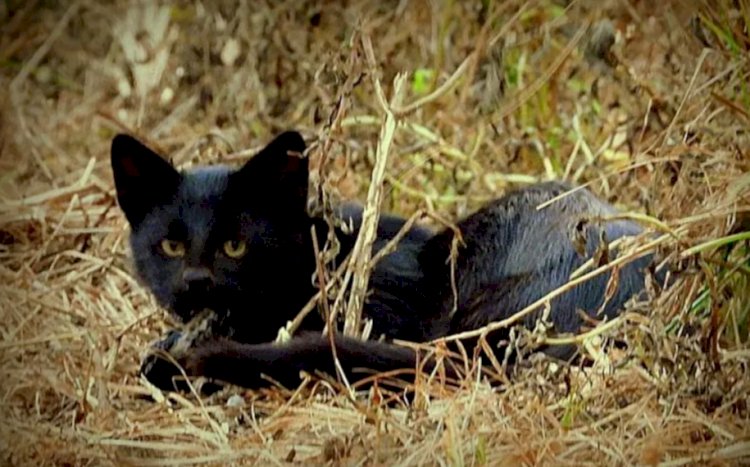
111, 131, 659, 391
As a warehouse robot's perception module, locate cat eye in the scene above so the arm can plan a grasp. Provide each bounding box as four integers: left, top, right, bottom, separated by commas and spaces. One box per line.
161, 239, 186, 257
223, 240, 247, 259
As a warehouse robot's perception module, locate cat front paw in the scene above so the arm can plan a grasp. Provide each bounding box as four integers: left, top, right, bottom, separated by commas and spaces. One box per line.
140, 351, 191, 392
140, 330, 224, 394
140, 330, 190, 392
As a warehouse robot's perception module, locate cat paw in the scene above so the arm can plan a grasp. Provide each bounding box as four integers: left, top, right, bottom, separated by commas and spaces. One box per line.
140, 330, 194, 392
140, 351, 191, 392
140, 331, 225, 394
140, 351, 226, 395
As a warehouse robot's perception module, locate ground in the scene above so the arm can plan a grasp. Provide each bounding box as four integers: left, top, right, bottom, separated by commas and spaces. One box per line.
1, 0, 749, 465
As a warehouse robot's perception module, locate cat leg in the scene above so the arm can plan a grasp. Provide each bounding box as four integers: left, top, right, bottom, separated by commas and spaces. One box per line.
140, 310, 225, 392
180, 333, 443, 390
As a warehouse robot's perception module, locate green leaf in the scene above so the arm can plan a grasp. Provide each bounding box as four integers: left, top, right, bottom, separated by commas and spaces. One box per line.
412, 68, 434, 95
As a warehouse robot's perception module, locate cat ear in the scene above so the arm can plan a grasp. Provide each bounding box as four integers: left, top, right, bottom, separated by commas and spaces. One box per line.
111, 134, 181, 226
234, 131, 309, 212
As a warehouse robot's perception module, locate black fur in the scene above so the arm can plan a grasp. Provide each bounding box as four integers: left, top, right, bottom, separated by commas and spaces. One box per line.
111, 131, 659, 391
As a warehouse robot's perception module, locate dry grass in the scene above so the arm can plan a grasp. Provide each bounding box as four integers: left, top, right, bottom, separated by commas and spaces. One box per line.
1, 0, 750, 465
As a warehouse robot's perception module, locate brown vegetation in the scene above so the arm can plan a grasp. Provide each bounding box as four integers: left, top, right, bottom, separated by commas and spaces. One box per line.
1, 0, 748, 464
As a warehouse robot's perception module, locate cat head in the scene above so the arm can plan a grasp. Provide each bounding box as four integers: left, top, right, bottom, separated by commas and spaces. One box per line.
111, 131, 313, 331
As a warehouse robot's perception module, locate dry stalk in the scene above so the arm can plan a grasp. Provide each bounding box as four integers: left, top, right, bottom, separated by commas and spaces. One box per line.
341, 37, 407, 337
275, 257, 351, 341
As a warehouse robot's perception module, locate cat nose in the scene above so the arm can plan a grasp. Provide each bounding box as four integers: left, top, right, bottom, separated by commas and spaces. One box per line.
182, 267, 214, 290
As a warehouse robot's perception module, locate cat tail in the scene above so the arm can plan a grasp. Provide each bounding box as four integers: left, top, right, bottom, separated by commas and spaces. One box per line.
183, 333, 455, 391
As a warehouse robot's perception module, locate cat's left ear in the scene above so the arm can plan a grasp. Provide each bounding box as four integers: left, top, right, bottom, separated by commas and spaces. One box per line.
233, 131, 308, 212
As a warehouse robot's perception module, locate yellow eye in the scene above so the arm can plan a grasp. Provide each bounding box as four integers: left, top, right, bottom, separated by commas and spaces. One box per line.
161, 239, 185, 257
223, 240, 247, 259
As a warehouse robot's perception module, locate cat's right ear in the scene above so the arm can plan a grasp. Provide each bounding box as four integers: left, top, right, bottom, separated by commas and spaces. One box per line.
111, 134, 181, 227
233, 131, 309, 212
